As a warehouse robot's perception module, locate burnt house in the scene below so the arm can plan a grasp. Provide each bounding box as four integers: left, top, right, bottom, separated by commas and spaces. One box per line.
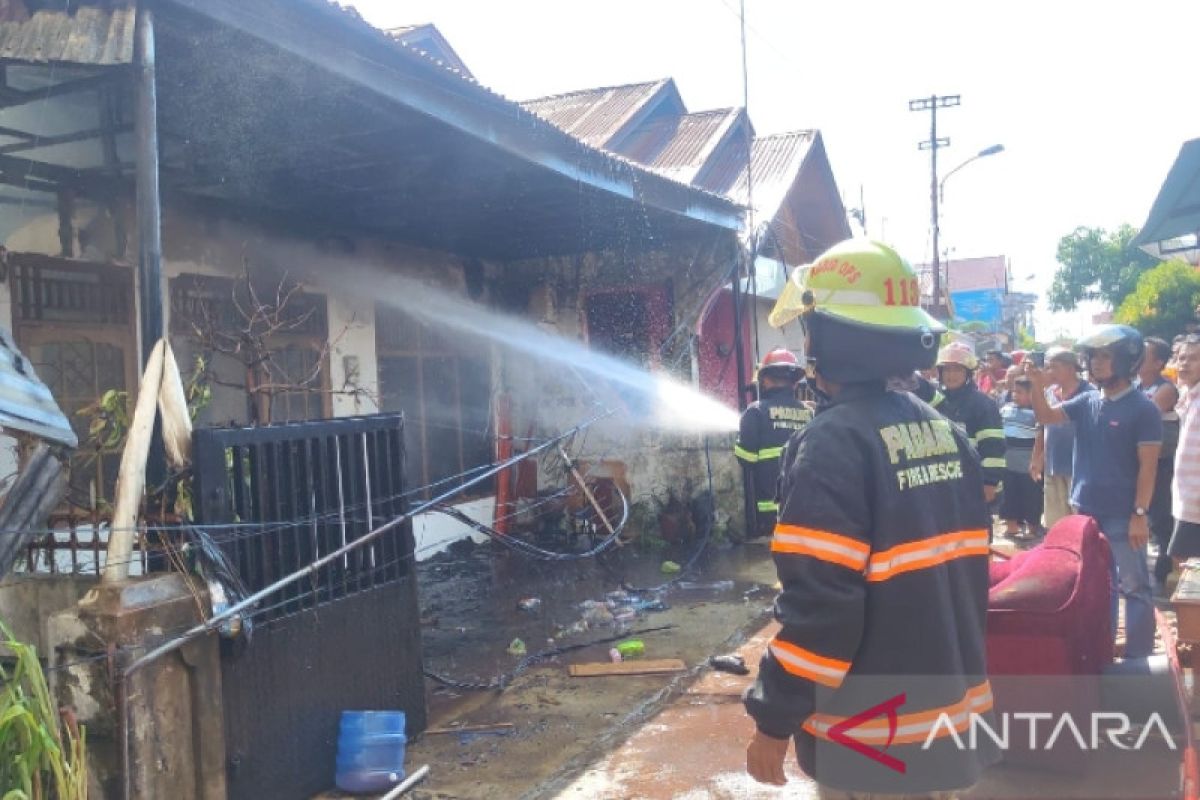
522, 78, 852, 406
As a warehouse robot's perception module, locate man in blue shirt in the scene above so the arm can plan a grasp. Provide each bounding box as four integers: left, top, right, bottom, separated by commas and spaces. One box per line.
1026, 325, 1162, 659
1030, 347, 1094, 527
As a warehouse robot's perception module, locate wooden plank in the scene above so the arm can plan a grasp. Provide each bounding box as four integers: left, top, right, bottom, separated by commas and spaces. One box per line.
568, 659, 686, 678
424, 723, 514, 736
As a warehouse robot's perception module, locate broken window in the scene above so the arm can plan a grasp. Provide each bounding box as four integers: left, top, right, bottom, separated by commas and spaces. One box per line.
11, 255, 136, 509
375, 303, 492, 499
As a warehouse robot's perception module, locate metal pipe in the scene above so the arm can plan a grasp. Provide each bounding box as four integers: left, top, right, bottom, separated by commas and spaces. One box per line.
493, 392, 513, 536
135, 1, 163, 366
135, 1, 167, 492
730, 253, 748, 412
122, 412, 612, 677
379, 765, 430, 799
727, 252, 755, 539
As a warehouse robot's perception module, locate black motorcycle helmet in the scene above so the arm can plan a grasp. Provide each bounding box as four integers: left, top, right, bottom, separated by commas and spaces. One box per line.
1076, 324, 1145, 381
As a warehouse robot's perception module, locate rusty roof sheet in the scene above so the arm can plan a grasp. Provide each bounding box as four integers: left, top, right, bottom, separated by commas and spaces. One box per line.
0, 5, 135, 66
520, 80, 672, 149
614, 108, 745, 185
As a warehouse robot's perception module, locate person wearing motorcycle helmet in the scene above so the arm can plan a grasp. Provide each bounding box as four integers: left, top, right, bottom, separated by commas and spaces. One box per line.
936, 341, 1006, 502
1026, 324, 1163, 659
745, 239, 998, 796
735, 348, 812, 538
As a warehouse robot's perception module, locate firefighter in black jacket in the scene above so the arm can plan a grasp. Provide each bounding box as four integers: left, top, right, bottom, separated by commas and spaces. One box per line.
736, 349, 813, 538
936, 341, 1006, 504
744, 239, 999, 797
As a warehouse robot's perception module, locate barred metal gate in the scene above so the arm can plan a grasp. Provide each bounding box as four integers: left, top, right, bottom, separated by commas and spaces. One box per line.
192, 413, 426, 800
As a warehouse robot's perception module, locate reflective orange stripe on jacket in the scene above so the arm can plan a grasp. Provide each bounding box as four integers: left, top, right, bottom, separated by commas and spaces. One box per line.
769, 638, 852, 688
771, 524, 870, 572
804, 682, 993, 745
865, 529, 989, 583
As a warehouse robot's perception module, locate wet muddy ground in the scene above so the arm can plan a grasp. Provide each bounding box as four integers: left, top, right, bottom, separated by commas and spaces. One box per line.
320, 534, 780, 799
317, 527, 1190, 799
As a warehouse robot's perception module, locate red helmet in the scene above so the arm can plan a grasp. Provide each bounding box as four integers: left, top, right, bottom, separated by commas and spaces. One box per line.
758, 348, 803, 376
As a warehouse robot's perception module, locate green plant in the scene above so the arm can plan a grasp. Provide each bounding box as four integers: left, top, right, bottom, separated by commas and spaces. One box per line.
75, 354, 213, 518
1115, 258, 1200, 340
0, 622, 87, 799
1049, 224, 1157, 311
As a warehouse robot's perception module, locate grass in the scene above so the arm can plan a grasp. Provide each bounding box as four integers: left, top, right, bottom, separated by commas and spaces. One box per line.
0, 621, 87, 799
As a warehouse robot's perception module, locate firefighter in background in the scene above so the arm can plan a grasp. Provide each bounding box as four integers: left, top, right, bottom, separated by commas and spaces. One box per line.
735, 349, 812, 538
744, 239, 998, 796
937, 341, 1006, 503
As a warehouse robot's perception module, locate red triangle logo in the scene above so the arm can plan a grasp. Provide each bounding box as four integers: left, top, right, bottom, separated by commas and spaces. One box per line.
826, 693, 908, 774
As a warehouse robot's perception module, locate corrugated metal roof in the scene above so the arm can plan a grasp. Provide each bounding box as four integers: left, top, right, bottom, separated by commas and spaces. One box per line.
1133, 137, 1200, 262
385, 22, 474, 81
614, 108, 744, 185
520, 80, 671, 149
0, 325, 75, 447
0, 5, 135, 66
305, 4, 739, 208
717, 131, 815, 208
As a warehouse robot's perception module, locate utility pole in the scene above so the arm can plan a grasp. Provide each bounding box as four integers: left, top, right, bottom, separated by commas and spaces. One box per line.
909, 94, 959, 317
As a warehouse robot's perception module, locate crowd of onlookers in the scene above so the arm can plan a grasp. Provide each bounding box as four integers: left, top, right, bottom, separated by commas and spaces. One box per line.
955, 333, 1200, 599
742, 324, 1200, 661
911, 327, 1200, 660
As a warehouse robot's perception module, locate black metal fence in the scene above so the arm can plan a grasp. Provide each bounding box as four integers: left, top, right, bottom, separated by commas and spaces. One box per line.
192, 412, 426, 800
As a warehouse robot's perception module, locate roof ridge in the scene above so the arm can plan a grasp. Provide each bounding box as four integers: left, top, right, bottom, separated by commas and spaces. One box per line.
299, 3, 740, 208
385, 23, 432, 35
680, 107, 742, 119
754, 129, 817, 141
521, 78, 670, 105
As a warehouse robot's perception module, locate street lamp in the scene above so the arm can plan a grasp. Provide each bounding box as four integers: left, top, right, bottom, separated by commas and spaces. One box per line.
933, 144, 1005, 315
940, 144, 1005, 203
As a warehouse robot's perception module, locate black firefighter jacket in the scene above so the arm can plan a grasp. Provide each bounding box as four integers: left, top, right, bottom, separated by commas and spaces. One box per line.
743, 384, 999, 794
735, 386, 814, 518
938, 380, 1006, 488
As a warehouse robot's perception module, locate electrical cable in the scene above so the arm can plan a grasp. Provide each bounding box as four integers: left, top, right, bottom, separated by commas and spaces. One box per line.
428, 476, 628, 561
597, 434, 718, 596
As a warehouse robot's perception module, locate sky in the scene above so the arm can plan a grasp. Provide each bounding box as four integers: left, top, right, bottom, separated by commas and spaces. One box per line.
347, 0, 1200, 340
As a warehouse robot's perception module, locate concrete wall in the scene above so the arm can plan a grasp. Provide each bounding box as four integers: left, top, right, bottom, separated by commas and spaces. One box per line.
0, 574, 96, 654
496, 239, 746, 541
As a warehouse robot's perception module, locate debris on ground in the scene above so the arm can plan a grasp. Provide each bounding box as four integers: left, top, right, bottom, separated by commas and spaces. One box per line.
507, 638, 527, 656
616, 639, 645, 659
661, 560, 682, 575
675, 580, 734, 592
516, 598, 542, 613
555, 588, 672, 640
608, 648, 623, 663
708, 653, 750, 675
568, 658, 687, 677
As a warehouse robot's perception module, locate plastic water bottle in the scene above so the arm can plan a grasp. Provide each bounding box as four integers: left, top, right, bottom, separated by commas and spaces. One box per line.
335, 711, 407, 793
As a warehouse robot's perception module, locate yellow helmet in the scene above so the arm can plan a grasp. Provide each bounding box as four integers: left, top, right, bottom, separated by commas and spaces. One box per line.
769, 239, 946, 333
768, 239, 945, 383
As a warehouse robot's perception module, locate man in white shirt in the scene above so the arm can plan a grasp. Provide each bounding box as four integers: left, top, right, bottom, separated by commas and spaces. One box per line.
1168, 336, 1200, 563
